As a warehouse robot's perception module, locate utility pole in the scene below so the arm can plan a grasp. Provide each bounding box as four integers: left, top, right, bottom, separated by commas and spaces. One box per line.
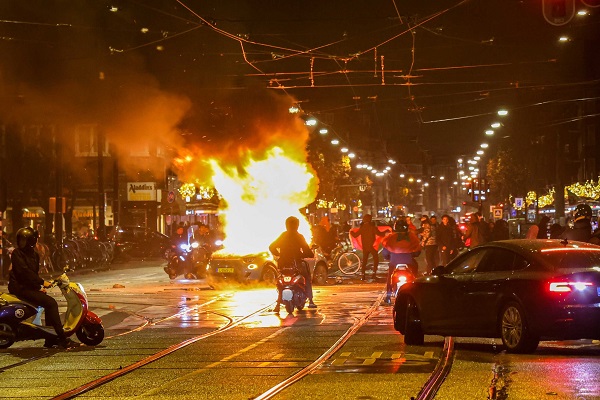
0, 125, 6, 279
54, 134, 63, 245
97, 128, 106, 240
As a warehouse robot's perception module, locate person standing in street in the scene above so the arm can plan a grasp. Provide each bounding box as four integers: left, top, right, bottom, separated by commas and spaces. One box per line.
350, 214, 387, 280
418, 216, 439, 274
269, 216, 317, 313
437, 215, 458, 265
464, 212, 489, 248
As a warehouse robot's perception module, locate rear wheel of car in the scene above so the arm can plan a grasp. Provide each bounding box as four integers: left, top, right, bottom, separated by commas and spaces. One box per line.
499, 302, 539, 354
313, 263, 327, 285
402, 297, 424, 345
261, 266, 278, 285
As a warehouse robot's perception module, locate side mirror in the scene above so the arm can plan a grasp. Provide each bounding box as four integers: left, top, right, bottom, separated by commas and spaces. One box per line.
432, 266, 445, 276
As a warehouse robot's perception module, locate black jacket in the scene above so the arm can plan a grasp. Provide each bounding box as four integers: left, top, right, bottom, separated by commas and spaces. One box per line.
560, 220, 592, 242
8, 248, 43, 294
269, 231, 314, 269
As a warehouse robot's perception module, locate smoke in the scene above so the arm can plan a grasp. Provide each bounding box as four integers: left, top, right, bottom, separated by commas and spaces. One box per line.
174, 88, 312, 185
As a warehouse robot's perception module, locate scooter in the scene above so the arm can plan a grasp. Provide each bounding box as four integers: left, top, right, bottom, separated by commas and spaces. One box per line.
276, 261, 307, 314
0, 268, 104, 349
390, 263, 415, 297
164, 240, 210, 280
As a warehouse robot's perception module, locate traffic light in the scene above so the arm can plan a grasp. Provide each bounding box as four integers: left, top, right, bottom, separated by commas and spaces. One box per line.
542, 0, 575, 26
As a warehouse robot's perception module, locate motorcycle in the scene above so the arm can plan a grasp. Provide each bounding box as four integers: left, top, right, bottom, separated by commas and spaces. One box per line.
163, 240, 210, 280
276, 261, 307, 314
0, 268, 104, 349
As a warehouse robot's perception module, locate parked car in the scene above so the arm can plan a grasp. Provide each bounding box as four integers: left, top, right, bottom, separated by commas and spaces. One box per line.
108, 226, 171, 259
207, 245, 329, 285
393, 239, 600, 353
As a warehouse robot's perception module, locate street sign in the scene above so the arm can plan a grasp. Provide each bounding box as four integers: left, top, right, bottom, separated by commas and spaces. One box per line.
515, 197, 524, 208
359, 184, 367, 192
493, 208, 502, 220
167, 191, 175, 203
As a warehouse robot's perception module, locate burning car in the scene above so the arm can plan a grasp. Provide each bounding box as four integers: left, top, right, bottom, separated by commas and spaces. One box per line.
207, 245, 329, 285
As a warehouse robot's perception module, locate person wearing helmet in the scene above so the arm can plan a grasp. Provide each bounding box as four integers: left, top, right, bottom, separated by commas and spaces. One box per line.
560, 204, 593, 242
381, 219, 421, 304
8, 227, 74, 348
269, 216, 316, 313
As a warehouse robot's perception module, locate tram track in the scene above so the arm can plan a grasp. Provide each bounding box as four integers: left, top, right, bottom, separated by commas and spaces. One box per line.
2, 287, 457, 399
0, 292, 233, 373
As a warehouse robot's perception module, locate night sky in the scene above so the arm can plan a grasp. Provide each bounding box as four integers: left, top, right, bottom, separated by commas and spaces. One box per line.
1, 0, 598, 167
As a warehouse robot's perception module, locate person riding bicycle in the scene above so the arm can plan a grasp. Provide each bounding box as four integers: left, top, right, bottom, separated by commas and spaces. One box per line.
8, 227, 75, 348
382, 220, 421, 304
269, 216, 317, 313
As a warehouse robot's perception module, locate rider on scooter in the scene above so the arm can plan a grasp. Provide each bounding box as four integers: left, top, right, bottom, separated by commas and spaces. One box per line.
382, 220, 421, 304
269, 216, 317, 313
8, 227, 75, 348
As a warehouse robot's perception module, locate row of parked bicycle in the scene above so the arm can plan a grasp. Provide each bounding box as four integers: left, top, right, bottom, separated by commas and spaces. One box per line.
1, 237, 116, 276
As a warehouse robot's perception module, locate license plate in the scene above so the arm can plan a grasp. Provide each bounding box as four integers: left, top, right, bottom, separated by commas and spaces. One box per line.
283, 276, 292, 282
217, 267, 234, 273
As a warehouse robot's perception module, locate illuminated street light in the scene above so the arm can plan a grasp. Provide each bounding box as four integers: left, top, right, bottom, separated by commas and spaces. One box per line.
476, 150, 484, 155
491, 122, 501, 128
559, 36, 569, 42
439, 176, 445, 180
400, 173, 405, 178
341, 147, 349, 153
305, 118, 317, 126
366, 166, 373, 170
388, 159, 396, 164
289, 106, 300, 114
577, 10, 588, 16
331, 139, 339, 145
424, 182, 429, 187
480, 143, 488, 148
474, 156, 481, 161
348, 152, 356, 158
497, 110, 508, 116
319, 128, 328, 134
408, 177, 414, 182
485, 130, 494, 136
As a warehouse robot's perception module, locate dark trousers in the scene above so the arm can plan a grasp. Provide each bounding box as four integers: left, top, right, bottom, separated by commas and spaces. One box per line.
15, 289, 65, 338
424, 245, 439, 274
361, 247, 379, 275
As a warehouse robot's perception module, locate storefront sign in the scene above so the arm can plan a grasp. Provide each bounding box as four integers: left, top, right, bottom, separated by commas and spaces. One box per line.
127, 182, 157, 201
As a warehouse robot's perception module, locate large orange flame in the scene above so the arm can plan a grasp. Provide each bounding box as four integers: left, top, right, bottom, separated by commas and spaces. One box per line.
174, 93, 319, 256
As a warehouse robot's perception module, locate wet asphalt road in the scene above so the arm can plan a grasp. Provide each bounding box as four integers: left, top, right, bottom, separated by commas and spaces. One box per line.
1, 259, 599, 399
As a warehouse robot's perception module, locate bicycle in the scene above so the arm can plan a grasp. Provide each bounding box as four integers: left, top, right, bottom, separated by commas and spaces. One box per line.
336, 251, 361, 275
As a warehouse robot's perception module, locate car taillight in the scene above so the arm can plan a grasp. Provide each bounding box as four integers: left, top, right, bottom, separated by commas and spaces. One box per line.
548, 281, 593, 293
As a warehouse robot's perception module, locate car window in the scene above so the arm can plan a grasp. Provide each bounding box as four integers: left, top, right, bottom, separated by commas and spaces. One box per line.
446, 250, 486, 275
475, 248, 520, 273
539, 249, 600, 270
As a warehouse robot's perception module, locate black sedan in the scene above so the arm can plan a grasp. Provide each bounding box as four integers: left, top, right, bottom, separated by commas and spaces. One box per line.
393, 239, 600, 353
